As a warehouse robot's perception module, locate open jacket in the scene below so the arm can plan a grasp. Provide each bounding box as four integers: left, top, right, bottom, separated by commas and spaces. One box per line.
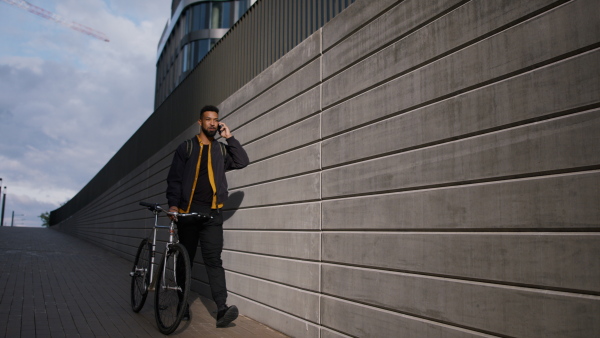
166, 135, 249, 212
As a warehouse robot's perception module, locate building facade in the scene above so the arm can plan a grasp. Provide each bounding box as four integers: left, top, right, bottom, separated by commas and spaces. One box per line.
155, 0, 254, 108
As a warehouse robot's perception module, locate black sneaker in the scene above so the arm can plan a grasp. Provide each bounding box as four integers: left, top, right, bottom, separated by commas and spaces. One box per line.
216, 305, 238, 327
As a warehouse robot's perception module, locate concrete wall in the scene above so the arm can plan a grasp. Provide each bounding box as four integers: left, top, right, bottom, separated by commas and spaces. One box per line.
55, 0, 600, 336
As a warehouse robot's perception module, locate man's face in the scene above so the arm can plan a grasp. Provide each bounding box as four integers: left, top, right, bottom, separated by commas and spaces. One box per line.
199, 111, 219, 137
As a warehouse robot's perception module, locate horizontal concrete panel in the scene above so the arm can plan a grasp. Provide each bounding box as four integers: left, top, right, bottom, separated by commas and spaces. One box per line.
228, 293, 320, 338
143, 181, 168, 202
322, 171, 600, 230
233, 87, 320, 145
85, 225, 149, 240
243, 115, 321, 162
89, 193, 153, 219
226, 271, 320, 322
320, 328, 352, 338
323, 49, 600, 167
324, 0, 557, 97
321, 296, 488, 338
224, 230, 320, 260
104, 154, 171, 199
233, 173, 320, 208
224, 59, 321, 134
322, 233, 600, 293
322, 0, 600, 136
223, 251, 320, 290
228, 144, 320, 188
90, 207, 156, 226
322, 0, 397, 51
145, 161, 171, 183
323, 110, 600, 198
324, 0, 464, 78
323, 265, 600, 338
224, 202, 321, 230
220, 32, 321, 117
107, 185, 160, 210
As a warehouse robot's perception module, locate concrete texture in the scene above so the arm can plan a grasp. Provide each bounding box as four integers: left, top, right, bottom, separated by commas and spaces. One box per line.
53, 0, 600, 337
224, 202, 322, 230
227, 144, 321, 188
322, 172, 600, 230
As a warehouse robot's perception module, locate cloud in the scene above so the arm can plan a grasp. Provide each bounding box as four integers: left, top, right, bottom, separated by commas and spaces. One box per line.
0, 0, 170, 227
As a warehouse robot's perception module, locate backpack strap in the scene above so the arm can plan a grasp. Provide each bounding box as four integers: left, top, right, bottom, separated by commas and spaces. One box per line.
219, 142, 227, 160
185, 138, 193, 159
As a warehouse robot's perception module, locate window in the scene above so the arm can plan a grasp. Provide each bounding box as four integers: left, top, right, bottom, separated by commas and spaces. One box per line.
212, 1, 232, 29
182, 44, 189, 72
182, 38, 219, 73
186, 1, 249, 32
186, 2, 210, 33
235, 0, 249, 22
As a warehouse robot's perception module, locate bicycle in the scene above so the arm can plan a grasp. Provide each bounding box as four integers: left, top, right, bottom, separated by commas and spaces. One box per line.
130, 201, 211, 334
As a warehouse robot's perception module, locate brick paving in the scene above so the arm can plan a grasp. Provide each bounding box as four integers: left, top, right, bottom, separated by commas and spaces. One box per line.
0, 227, 287, 337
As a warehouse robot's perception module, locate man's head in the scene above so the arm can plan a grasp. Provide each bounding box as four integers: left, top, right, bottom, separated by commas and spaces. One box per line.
199, 105, 219, 138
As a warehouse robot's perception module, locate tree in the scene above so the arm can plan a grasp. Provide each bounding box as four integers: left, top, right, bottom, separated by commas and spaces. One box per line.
39, 212, 50, 227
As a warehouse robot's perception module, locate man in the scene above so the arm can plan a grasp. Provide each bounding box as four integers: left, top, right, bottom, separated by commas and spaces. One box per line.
166, 105, 249, 327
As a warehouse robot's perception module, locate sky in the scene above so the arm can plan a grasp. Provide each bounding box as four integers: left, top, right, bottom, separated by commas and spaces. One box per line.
0, 0, 171, 227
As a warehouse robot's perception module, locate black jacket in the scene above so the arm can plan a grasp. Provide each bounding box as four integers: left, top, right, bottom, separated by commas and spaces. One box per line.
166, 135, 249, 212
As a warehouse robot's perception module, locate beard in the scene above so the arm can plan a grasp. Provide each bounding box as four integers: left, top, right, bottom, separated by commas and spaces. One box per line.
202, 126, 217, 137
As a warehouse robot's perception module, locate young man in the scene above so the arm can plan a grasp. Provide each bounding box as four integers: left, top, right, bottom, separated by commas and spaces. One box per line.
166, 105, 249, 327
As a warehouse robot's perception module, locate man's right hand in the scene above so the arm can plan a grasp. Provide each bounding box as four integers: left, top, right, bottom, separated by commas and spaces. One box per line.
168, 206, 179, 221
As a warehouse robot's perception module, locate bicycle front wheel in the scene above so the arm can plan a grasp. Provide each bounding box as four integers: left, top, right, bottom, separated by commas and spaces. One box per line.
154, 243, 191, 335
130, 238, 151, 312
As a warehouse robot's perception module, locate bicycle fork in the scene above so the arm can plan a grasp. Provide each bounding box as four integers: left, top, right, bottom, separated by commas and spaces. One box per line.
152, 220, 182, 291
147, 212, 161, 291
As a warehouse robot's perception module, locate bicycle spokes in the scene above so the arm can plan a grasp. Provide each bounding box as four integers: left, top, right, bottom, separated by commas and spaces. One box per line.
131, 239, 151, 312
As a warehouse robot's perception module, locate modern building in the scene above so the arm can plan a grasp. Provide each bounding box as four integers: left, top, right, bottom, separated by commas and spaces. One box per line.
155, 0, 255, 108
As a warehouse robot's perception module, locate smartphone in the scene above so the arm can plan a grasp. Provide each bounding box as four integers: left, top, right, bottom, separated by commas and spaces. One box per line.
217, 124, 222, 134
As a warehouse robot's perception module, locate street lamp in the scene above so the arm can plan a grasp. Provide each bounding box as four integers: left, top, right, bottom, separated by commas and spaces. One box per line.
0, 186, 6, 227
0, 179, 2, 226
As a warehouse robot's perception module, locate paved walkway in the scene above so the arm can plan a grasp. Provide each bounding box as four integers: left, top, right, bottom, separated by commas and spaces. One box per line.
0, 227, 287, 337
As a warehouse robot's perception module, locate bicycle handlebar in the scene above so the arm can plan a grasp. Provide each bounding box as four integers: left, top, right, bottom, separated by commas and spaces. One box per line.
139, 201, 212, 219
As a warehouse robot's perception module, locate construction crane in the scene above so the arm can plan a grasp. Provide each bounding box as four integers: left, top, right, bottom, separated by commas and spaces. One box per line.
1, 0, 109, 42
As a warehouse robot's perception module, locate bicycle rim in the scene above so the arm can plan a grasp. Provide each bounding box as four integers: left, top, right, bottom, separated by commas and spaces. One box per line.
131, 238, 151, 312
154, 243, 191, 335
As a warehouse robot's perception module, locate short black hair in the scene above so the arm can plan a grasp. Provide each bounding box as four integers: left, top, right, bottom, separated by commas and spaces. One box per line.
200, 105, 219, 119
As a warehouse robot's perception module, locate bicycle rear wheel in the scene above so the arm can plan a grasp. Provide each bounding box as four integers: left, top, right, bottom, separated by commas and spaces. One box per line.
130, 238, 151, 312
154, 243, 191, 335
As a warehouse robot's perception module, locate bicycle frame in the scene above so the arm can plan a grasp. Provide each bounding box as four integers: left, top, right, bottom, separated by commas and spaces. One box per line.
146, 207, 178, 291
133, 203, 204, 292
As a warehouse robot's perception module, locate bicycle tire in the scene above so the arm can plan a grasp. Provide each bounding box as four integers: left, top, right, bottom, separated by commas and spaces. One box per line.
130, 238, 151, 312
154, 243, 191, 335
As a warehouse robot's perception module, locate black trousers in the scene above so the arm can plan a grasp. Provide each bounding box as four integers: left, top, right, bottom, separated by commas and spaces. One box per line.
176, 207, 227, 308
